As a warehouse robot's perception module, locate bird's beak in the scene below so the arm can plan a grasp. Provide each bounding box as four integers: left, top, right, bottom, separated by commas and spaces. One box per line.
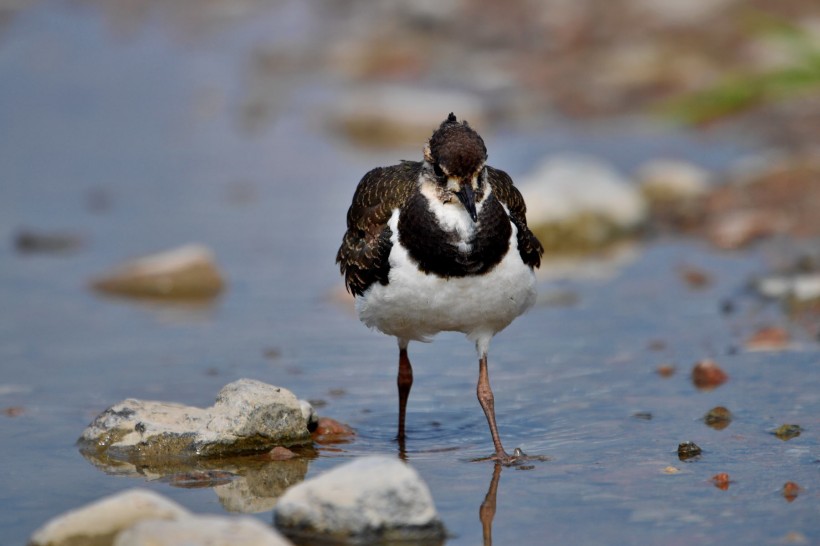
455, 182, 478, 222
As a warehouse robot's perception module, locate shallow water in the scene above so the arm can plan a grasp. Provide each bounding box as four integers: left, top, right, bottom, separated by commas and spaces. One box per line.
2, 3, 819, 545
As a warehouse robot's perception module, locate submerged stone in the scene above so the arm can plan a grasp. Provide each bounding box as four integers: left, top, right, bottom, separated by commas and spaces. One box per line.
677, 441, 702, 461
273, 456, 446, 543
703, 407, 732, 430
711, 473, 731, 490
14, 229, 84, 254
772, 424, 803, 441
311, 417, 356, 444
745, 326, 790, 351
782, 481, 801, 502
78, 379, 312, 465
691, 359, 727, 390
90, 244, 225, 299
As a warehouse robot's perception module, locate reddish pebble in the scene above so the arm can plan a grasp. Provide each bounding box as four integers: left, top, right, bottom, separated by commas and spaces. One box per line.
704, 406, 732, 430
656, 364, 676, 378
647, 339, 667, 351
711, 473, 731, 490
691, 359, 728, 390
783, 481, 800, 502
3, 406, 24, 417
267, 446, 297, 461
679, 265, 711, 288
746, 326, 790, 351
312, 417, 355, 444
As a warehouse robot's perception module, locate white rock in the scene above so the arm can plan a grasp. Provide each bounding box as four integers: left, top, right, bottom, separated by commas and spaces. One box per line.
79, 379, 311, 461
114, 514, 292, 546
636, 158, 711, 200
757, 274, 820, 302
519, 154, 647, 228
29, 489, 190, 546
273, 456, 445, 541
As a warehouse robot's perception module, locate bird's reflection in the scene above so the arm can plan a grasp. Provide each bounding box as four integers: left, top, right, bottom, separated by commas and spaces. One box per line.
479, 463, 503, 546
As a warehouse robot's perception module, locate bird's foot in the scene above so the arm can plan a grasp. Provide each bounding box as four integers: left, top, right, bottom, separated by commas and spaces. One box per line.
475, 447, 550, 466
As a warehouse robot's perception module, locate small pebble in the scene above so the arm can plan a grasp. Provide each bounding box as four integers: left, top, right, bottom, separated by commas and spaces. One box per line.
647, 339, 666, 351
656, 364, 676, 377
691, 359, 727, 390
703, 406, 732, 430
14, 229, 83, 254
679, 265, 711, 288
746, 326, 790, 351
263, 347, 282, 360
312, 417, 355, 445
267, 446, 297, 461
663, 466, 680, 474
781, 531, 808, 544
782, 481, 800, 502
3, 406, 24, 417
773, 424, 803, 441
711, 473, 731, 490
677, 441, 702, 461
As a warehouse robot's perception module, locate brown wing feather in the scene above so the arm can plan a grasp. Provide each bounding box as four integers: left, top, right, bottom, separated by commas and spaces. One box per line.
486, 165, 544, 269
336, 161, 421, 295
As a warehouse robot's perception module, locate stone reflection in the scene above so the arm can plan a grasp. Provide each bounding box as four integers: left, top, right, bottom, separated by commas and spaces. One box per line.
80, 449, 312, 513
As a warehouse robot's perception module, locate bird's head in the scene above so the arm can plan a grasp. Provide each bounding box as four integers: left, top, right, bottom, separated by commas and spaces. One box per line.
422, 113, 488, 222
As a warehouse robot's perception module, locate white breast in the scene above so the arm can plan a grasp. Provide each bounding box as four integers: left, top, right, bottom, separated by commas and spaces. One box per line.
356, 208, 537, 349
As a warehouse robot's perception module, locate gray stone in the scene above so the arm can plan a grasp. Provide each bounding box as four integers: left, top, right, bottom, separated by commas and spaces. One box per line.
113, 514, 292, 546
78, 379, 312, 464
29, 488, 190, 546
90, 243, 225, 299
273, 456, 446, 543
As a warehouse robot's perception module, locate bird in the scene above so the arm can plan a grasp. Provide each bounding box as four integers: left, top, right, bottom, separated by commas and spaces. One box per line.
336, 113, 543, 464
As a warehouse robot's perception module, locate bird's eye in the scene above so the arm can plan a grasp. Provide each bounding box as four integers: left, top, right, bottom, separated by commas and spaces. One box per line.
432, 163, 445, 178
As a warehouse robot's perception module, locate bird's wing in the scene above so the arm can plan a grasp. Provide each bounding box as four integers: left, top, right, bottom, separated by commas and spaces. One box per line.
487, 166, 544, 269
336, 161, 421, 295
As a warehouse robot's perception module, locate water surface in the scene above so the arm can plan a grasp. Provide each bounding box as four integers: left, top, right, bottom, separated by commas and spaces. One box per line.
1, 3, 818, 545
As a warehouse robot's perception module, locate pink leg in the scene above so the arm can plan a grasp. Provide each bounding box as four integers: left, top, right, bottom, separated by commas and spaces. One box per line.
477, 354, 513, 463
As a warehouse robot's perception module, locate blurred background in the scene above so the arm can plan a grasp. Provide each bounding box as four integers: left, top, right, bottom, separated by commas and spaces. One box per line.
2, 1, 820, 545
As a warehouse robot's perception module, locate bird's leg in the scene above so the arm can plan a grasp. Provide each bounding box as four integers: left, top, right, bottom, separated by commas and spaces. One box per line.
477, 353, 513, 463
397, 344, 413, 441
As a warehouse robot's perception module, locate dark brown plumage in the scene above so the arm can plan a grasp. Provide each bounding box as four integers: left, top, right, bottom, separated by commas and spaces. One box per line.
336, 161, 543, 295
